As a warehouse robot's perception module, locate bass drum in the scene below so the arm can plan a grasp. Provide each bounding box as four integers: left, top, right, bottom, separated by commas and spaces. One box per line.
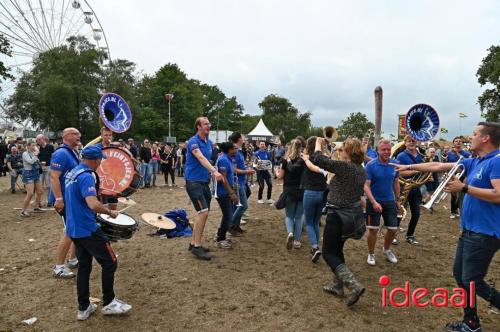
97, 213, 138, 241
97, 147, 141, 197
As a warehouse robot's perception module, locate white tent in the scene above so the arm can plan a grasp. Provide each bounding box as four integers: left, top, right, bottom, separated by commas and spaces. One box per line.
247, 119, 275, 143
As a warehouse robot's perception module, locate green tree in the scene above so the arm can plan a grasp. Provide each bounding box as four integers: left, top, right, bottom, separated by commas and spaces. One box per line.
258, 94, 312, 142
6, 36, 105, 139
200, 84, 244, 133
0, 32, 13, 90
476, 45, 500, 122
240, 114, 260, 134
337, 112, 374, 140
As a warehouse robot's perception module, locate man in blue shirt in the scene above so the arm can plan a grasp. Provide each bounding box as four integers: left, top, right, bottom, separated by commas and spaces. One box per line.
392, 122, 499, 332
185, 117, 223, 260
229, 132, 256, 234
395, 135, 425, 245
65, 145, 131, 321
363, 136, 378, 162
50, 128, 81, 278
447, 137, 472, 219
364, 139, 401, 266
214, 142, 239, 248
253, 141, 274, 204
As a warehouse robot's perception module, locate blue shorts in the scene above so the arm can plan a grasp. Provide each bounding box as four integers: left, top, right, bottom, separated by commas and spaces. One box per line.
366, 200, 398, 230
185, 181, 211, 213
22, 169, 40, 184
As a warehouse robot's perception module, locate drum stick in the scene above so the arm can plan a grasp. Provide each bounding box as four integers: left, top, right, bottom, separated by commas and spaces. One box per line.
118, 205, 134, 213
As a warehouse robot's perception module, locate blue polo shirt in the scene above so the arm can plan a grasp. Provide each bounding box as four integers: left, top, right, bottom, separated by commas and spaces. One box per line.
459, 150, 500, 237
64, 164, 99, 238
235, 149, 246, 185
216, 154, 234, 196
49, 144, 80, 202
396, 149, 424, 177
185, 135, 213, 183
446, 149, 471, 162
365, 158, 399, 202
254, 150, 270, 160
366, 147, 378, 160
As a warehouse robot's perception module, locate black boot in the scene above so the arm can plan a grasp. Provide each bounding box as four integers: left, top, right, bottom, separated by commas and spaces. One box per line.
323, 274, 344, 297
334, 264, 365, 306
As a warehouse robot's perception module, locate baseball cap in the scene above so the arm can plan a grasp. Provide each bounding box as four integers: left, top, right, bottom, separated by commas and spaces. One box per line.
81, 145, 107, 160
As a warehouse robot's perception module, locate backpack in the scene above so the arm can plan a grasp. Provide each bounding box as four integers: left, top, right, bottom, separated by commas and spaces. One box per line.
155, 209, 192, 238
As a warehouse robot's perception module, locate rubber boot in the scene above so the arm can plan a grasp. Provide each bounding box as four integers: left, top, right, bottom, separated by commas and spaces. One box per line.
323, 274, 344, 297
334, 264, 365, 306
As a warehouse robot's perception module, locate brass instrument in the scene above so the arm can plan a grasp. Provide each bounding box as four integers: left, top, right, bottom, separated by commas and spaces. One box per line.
392, 104, 440, 220
323, 126, 338, 143
234, 172, 242, 207
422, 157, 465, 211
84, 93, 132, 148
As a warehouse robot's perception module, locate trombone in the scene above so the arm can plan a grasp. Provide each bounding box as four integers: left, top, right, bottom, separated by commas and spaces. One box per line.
422, 156, 465, 211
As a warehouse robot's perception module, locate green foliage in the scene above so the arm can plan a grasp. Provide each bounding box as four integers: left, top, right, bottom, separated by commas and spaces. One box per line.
476, 45, 500, 122
6, 36, 105, 138
337, 112, 375, 140
0, 32, 13, 90
259, 94, 312, 142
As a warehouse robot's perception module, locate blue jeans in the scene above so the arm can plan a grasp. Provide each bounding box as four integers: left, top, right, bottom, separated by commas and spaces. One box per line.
303, 190, 325, 248
140, 162, 152, 187
232, 183, 248, 228
216, 194, 234, 241
150, 160, 159, 185
453, 230, 500, 324
285, 200, 303, 241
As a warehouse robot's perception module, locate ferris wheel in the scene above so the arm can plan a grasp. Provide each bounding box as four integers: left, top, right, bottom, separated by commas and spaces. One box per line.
0, 0, 110, 101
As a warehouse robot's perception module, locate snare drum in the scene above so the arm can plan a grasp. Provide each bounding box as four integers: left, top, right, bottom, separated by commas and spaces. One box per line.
97, 213, 138, 241
97, 147, 141, 197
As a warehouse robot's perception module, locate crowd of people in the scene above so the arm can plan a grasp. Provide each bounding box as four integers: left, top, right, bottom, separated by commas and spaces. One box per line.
1, 119, 498, 332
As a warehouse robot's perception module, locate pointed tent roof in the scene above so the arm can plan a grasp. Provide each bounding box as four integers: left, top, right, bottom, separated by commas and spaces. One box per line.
247, 119, 274, 137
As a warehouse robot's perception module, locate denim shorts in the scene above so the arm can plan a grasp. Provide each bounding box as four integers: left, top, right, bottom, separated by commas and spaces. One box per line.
22, 169, 40, 184
185, 181, 211, 213
366, 200, 398, 230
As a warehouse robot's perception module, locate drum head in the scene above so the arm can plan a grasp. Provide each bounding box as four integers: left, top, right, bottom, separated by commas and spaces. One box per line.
141, 213, 176, 230
99, 213, 137, 226
97, 147, 138, 196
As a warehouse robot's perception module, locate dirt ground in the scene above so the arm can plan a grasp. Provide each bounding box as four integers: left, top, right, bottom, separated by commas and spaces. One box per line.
0, 174, 498, 332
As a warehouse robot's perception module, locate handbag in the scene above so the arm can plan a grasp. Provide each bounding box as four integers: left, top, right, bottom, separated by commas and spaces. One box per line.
274, 191, 287, 210
328, 203, 366, 240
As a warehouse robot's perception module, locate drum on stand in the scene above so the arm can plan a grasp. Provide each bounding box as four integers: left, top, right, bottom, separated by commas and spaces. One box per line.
97, 147, 141, 197
97, 213, 138, 241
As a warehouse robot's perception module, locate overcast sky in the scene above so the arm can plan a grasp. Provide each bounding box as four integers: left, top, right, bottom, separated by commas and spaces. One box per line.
91, 1, 499, 137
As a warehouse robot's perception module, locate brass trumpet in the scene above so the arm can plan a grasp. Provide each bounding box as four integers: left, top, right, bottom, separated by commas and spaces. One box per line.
323, 126, 338, 143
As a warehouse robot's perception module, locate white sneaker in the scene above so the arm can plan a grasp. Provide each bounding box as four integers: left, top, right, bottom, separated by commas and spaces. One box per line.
240, 219, 247, 225
384, 250, 398, 264
217, 239, 232, 249
257, 200, 264, 204
66, 259, 79, 269
267, 199, 275, 204
53, 265, 75, 279
77, 303, 97, 321
101, 298, 132, 315
367, 253, 376, 266
293, 240, 301, 249
286, 232, 294, 250
450, 214, 456, 219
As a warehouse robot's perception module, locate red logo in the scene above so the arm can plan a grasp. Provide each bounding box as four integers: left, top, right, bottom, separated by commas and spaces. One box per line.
379, 275, 475, 308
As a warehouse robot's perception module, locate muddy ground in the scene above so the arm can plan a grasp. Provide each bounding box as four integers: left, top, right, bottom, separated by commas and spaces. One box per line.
0, 175, 498, 332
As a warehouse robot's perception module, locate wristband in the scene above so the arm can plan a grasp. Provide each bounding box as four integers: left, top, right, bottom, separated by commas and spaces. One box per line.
461, 184, 469, 194
408, 165, 413, 170
55, 197, 63, 201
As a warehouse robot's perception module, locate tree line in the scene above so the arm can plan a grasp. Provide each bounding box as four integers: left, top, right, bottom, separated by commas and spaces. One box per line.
1, 34, 498, 142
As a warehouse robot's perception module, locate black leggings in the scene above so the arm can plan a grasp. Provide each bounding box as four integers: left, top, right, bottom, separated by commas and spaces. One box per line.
257, 170, 272, 200
322, 211, 346, 272
163, 167, 175, 185
406, 189, 422, 237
